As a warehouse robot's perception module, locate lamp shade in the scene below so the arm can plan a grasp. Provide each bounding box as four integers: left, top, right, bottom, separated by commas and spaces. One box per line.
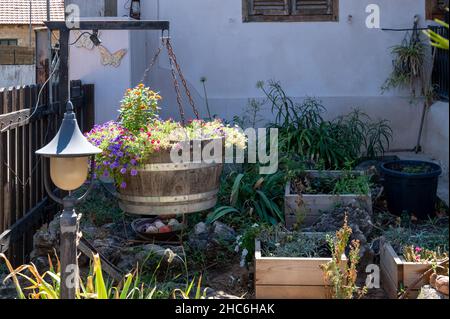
36, 101, 102, 158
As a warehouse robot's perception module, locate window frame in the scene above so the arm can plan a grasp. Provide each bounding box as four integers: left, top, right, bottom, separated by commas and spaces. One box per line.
0, 39, 19, 46
243, 0, 339, 23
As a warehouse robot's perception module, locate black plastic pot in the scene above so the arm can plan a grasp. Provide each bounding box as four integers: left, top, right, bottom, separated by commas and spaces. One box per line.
380, 160, 442, 219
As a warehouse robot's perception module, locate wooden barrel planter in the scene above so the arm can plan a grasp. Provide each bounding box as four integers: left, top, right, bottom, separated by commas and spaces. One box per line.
118, 138, 224, 215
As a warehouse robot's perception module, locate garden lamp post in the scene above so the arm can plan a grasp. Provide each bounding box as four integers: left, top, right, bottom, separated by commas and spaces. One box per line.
36, 100, 101, 299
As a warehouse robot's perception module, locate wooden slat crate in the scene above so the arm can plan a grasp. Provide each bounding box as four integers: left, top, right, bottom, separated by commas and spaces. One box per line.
254, 237, 346, 299
284, 170, 372, 229
380, 242, 434, 299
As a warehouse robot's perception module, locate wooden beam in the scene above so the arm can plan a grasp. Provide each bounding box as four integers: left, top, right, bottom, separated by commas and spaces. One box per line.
78, 237, 124, 282
45, 19, 170, 31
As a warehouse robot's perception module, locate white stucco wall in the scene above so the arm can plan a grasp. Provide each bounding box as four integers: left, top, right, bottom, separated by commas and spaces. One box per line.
69, 30, 132, 124
135, 0, 430, 150
68, 0, 443, 153
422, 101, 449, 174
0, 65, 35, 88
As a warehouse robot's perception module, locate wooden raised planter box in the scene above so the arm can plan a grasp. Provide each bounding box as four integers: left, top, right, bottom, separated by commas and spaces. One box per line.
254, 238, 346, 299
380, 242, 433, 299
284, 170, 372, 229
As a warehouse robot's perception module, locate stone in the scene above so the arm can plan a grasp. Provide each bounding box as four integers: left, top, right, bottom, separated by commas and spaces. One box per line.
116, 244, 184, 272
31, 215, 61, 259
92, 237, 120, 261
188, 222, 212, 250
211, 221, 236, 244
430, 274, 449, 296
194, 222, 209, 236
304, 204, 373, 258
188, 221, 236, 251
417, 285, 449, 299
81, 225, 99, 240
0, 275, 17, 300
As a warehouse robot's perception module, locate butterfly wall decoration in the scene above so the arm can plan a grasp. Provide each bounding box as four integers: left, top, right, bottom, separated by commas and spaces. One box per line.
97, 45, 128, 68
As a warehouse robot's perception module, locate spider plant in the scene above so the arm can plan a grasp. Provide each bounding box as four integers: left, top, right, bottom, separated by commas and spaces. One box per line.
382, 37, 426, 98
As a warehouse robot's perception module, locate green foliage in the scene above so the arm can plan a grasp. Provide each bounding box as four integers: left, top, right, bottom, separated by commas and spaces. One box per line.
207, 169, 285, 225
207, 157, 306, 226
331, 172, 371, 196
320, 216, 367, 299
382, 38, 426, 98
172, 276, 207, 299
119, 84, 161, 133
259, 226, 333, 258
402, 245, 448, 263
75, 183, 123, 227
0, 248, 207, 299
0, 252, 157, 299
382, 216, 449, 258
258, 81, 392, 169
235, 224, 264, 264
233, 98, 265, 128
292, 170, 371, 196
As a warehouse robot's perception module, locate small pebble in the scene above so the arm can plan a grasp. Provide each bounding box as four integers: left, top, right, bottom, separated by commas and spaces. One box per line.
154, 220, 165, 229
145, 225, 158, 234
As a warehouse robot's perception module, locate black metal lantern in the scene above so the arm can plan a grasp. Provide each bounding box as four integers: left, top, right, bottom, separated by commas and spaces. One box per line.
36, 101, 101, 191
36, 100, 101, 299
130, 0, 141, 20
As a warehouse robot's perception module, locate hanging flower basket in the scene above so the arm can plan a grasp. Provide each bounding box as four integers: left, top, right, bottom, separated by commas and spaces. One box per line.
86, 84, 246, 215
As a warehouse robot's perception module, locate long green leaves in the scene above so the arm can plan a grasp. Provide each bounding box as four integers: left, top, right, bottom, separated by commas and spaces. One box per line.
207, 166, 286, 225
207, 206, 241, 224
259, 82, 392, 169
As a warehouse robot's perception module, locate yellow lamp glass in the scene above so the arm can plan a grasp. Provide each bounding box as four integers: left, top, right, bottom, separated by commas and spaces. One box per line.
50, 156, 89, 191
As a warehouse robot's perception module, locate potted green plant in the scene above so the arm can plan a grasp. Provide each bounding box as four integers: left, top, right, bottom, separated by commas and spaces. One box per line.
85, 84, 246, 215
380, 160, 442, 219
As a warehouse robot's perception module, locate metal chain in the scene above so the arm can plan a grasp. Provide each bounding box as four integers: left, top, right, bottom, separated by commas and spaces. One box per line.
140, 41, 163, 84
164, 38, 200, 120
166, 45, 186, 126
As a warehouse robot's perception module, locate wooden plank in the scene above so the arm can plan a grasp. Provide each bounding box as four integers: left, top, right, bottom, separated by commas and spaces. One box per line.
29, 86, 38, 209
256, 285, 328, 299
23, 86, 32, 261
380, 243, 401, 299
0, 88, 5, 233
7, 88, 16, 230
380, 242, 433, 299
255, 238, 346, 288
255, 257, 331, 286
380, 261, 399, 299
78, 238, 123, 282
14, 87, 25, 264
83, 84, 95, 132
403, 263, 432, 289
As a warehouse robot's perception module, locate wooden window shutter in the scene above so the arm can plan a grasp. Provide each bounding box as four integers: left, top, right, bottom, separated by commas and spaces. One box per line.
426, 0, 449, 20
292, 0, 338, 20
249, 0, 290, 16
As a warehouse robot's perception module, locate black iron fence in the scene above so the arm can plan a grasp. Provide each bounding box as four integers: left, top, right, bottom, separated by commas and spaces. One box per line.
430, 25, 449, 101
